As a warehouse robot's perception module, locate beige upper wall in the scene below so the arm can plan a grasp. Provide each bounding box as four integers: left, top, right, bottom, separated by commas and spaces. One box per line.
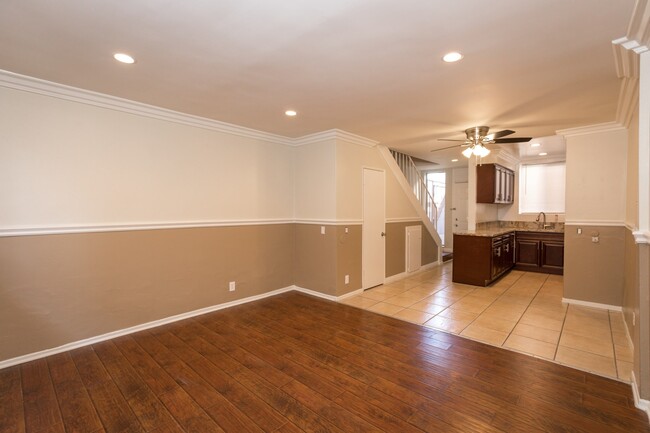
335, 141, 419, 221
0, 87, 295, 229
293, 140, 337, 221
564, 128, 628, 223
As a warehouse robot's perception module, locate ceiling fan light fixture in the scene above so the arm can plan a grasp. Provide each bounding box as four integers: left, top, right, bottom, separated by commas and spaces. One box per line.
442, 51, 463, 63
462, 147, 473, 158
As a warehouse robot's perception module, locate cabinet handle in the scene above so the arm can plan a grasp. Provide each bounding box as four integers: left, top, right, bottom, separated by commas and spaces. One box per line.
495, 247, 501, 257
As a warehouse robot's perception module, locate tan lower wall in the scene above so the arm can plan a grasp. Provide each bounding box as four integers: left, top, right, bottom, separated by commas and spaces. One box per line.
564, 224, 625, 306
294, 224, 338, 296
335, 225, 362, 296
385, 221, 438, 278
0, 224, 294, 362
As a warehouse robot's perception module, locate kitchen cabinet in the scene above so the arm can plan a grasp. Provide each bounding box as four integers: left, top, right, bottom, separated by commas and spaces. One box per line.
514, 231, 564, 275
452, 232, 514, 286
476, 163, 514, 204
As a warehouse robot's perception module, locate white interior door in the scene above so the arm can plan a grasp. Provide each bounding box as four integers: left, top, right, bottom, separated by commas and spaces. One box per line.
451, 182, 468, 249
362, 168, 385, 289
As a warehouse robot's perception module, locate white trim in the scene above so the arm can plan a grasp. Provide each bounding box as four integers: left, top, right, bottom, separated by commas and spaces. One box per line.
634, 230, 650, 244
0, 69, 294, 147
631, 371, 650, 422
0, 285, 298, 370
0, 219, 370, 237
556, 121, 625, 137
385, 217, 422, 223
293, 219, 363, 226
0, 219, 296, 237
337, 288, 365, 300
384, 261, 439, 284
292, 286, 339, 302
293, 286, 365, 302
0, 284, 372, 370
0, 70, 379, 151
562, 298, 622, 312
563, 220, 626, 227
293, 129, 378, 148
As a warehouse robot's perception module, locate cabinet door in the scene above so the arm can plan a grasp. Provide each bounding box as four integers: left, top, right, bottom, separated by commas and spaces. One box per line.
494, 167, 502, 202
506, 171, 514, 203
503, 235, 514, 267
541, 241, 564, 271
515, 239, 540, 266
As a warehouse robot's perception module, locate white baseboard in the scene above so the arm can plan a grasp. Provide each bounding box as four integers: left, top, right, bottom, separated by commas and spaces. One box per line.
336, 288, 364, 300
0, 285, 296, 370
292, 286, 338, 302
0, 283, 368, 370
561, 297, 623, 312
384, 261, 440, 284
631, 371, 650, 421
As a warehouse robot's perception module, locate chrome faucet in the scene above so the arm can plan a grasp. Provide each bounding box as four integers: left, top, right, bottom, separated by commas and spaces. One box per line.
536, 212, 552, 229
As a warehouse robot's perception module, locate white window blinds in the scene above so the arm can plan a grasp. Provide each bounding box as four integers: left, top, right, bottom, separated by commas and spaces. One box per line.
518, 162, 566, 213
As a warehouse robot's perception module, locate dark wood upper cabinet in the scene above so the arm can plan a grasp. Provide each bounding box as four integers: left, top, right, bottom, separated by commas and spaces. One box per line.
476, 163, 515, 204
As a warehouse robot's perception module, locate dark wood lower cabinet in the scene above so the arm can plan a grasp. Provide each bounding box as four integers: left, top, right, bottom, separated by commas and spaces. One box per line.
514, 231, 564, 275
453, 232, 514, 286
453, 230, 564, 286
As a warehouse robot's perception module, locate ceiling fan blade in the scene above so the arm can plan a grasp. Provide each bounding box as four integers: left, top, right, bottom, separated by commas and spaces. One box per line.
488, 129, 516, 140
430, 144, 463, 153
437, 138, 467, 142
493, 137, 532, 143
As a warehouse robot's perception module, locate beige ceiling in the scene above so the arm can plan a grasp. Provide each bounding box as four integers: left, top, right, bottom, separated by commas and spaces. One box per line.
0, 0, 635, 164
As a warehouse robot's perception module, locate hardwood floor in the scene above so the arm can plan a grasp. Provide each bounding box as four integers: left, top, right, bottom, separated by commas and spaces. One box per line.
1, 291, 648, 432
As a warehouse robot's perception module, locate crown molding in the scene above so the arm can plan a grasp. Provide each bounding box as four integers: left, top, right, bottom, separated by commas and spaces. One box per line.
625, 0, 650, 53
617, 76, 640, 128
0, 69, 378, 149
0, 69, 297, 146
492, 149, 520, 167
291, 129, 378, 148
556, 121, 626, 137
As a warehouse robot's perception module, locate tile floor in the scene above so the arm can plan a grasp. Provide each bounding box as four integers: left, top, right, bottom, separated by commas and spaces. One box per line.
340, 261, 633, 381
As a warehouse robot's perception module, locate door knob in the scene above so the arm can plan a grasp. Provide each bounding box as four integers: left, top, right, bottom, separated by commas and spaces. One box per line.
381, 232, 386, 237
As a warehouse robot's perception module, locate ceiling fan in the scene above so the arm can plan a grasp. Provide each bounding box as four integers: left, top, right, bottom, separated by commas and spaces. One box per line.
432, 126, 532, 158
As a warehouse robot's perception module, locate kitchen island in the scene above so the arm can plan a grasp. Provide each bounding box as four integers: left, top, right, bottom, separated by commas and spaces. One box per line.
452, 223, 564, 286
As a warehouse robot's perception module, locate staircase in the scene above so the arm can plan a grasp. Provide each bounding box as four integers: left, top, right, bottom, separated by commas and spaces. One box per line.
389, 149, 438, 229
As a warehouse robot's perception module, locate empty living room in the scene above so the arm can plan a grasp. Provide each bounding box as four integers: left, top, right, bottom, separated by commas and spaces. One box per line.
1, 1, 650, 432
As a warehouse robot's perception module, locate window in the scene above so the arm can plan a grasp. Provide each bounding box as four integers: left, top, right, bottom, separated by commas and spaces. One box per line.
518, 162, 565, 213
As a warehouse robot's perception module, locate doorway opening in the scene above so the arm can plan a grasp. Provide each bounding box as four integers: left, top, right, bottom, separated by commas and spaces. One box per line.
425, 171, 446, 246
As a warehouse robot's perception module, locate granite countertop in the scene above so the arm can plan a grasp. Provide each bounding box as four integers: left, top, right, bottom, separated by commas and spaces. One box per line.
454, 224, 565, 237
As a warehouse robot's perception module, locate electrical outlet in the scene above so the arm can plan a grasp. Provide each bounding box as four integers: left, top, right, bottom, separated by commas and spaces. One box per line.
577, 228, 582, 234
344, 275, 350, 284
320, 226, 325, 235
345, 227, 349, 234
229, 281, 236, 292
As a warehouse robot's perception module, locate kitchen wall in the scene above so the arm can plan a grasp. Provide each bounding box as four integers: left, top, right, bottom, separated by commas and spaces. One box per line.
562, 125, 628, 306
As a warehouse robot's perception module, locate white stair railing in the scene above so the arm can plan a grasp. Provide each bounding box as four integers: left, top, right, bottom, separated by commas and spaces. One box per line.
389, 149, 438, 229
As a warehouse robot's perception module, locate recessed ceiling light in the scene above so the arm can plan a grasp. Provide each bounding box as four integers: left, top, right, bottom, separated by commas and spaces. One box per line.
451, 159, 459, 162
530, 143, 541, 147
285, 110, 297, 117
539, 152, 548, 156
442, 52, 463, 63
113, 53, 135, 64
